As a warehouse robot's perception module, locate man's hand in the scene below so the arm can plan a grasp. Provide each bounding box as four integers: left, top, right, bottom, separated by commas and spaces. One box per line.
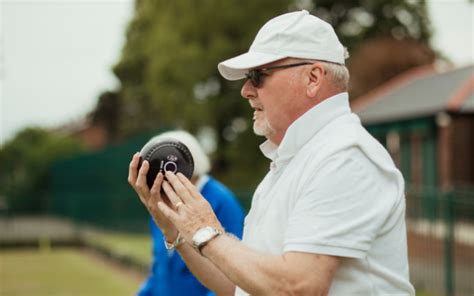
157, 171, 223, 244
128, 152, 178, 241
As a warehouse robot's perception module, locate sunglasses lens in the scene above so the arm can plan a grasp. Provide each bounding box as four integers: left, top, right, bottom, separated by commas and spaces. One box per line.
249, 70, 261, 88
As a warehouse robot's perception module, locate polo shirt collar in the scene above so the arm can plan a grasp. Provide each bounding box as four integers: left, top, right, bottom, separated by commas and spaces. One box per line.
259, 92, 351, 163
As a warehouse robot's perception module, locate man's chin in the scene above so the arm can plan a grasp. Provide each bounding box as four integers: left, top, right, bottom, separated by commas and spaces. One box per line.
253, 128, 267, 137
253, 123, 275, 138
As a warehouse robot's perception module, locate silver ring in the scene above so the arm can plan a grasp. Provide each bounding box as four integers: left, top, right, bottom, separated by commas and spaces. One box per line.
175, 202, 184, 210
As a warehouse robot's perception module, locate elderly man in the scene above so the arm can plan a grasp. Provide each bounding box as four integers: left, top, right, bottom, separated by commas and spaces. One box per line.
129, 10, 415, 296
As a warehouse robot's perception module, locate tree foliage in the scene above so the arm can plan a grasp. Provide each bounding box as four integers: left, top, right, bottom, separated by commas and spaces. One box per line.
88, 90, 122, 141
303, 0, 435, 97
307, 0, 432, 49
0, 128, 84, 213
113, 0, 293, 188
110, 0, 434, 189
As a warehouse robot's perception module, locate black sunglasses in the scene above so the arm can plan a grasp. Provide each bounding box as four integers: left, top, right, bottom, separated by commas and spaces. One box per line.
244, 62, 312, 88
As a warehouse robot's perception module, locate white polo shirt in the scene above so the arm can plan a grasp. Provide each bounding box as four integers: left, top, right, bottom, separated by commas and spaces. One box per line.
235, 93, 415, 296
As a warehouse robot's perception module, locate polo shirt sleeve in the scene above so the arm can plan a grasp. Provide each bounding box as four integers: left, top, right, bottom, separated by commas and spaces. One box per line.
283, 148, 401, 258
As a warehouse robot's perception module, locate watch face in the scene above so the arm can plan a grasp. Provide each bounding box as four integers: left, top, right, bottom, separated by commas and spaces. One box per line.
193, 227, 216, 245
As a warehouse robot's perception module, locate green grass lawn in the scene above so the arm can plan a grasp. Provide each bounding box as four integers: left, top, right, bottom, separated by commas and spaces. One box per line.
0, 248, 143, 296
82, 230, 152, 267
1, 229, 437, 296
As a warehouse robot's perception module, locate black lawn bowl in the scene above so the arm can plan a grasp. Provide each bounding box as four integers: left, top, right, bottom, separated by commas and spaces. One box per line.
139, 140, 194, 188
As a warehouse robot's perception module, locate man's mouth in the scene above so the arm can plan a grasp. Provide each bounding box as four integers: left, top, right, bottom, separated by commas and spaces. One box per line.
253, 109, 263, 120
250, 104, 263, 120
250, 104, 263, 111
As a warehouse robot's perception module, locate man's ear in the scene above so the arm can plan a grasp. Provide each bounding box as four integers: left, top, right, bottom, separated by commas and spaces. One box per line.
307, 64, 325, 98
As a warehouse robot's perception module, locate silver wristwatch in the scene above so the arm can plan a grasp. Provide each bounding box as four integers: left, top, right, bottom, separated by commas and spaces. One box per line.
192, 226, 223, 255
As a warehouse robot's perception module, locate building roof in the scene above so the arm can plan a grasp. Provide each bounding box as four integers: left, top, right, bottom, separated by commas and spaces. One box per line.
352, 64, 474, 125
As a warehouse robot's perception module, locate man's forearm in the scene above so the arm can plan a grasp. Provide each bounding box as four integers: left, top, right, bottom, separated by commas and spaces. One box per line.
201, 234, 290, 295
200, 234, 339, 296
176, 243, 235, 295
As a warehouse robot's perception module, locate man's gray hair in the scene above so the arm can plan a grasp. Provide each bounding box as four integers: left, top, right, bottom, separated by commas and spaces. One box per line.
289, 58, 350, 91
320, 61, 350, 91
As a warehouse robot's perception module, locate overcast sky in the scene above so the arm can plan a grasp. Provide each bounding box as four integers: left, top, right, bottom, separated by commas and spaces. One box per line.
0, 0, 133, 145
0, 0, 473, 145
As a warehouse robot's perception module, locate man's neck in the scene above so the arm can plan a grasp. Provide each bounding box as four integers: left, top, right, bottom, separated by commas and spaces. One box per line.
268, 131, 286, 146
268, 90, 346, 146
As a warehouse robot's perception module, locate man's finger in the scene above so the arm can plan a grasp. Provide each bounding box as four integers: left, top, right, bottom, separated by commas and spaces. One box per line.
136, 160, 150, 195
177, 173, 202, 200
150, 173, 164, 203
165, 171, 194, 204
162, 181, 183, 209
157, 201, 179, 222
127, 152, 140, 186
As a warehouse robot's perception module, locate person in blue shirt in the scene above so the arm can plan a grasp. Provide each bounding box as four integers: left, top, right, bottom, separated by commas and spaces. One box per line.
137, 130, 245, 296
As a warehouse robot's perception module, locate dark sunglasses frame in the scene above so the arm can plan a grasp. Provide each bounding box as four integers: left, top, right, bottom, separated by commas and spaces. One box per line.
245, 62, 312, 88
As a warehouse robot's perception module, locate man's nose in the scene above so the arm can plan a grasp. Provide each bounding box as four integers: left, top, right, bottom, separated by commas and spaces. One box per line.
241, 79, 257, 100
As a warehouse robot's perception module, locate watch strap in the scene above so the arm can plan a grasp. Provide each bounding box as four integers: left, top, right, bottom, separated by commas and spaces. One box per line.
194, 227, 223, 255
164, 232, 185, 250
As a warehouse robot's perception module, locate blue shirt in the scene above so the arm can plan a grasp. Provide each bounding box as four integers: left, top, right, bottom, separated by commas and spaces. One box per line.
137, 175, 245, 296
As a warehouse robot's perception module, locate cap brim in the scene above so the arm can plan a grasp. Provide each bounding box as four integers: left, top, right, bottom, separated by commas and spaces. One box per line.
217, 51, 286, 80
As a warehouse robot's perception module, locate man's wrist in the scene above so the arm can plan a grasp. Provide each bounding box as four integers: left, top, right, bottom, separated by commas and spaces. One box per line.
199, 231, 226, 256
192, 226, 223, 255
163, 230, 179, 242
200, 232, 240, 259
164, 232, 185, 250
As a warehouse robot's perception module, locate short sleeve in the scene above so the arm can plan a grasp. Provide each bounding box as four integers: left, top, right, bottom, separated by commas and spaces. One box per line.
283, 148, 400, 258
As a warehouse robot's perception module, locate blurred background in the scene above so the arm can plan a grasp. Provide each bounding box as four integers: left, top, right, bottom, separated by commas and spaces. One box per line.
0, 0, 473, 295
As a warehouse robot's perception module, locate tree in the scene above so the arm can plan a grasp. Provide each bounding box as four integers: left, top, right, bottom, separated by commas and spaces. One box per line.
88, 90, 122, 141
306, 0, 432, 49
0, 128, 84, 213
113, 0, 293, 188
300, 0, 435, 98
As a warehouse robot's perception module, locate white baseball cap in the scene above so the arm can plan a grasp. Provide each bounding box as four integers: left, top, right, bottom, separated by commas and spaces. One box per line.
218, 10, 346, 80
